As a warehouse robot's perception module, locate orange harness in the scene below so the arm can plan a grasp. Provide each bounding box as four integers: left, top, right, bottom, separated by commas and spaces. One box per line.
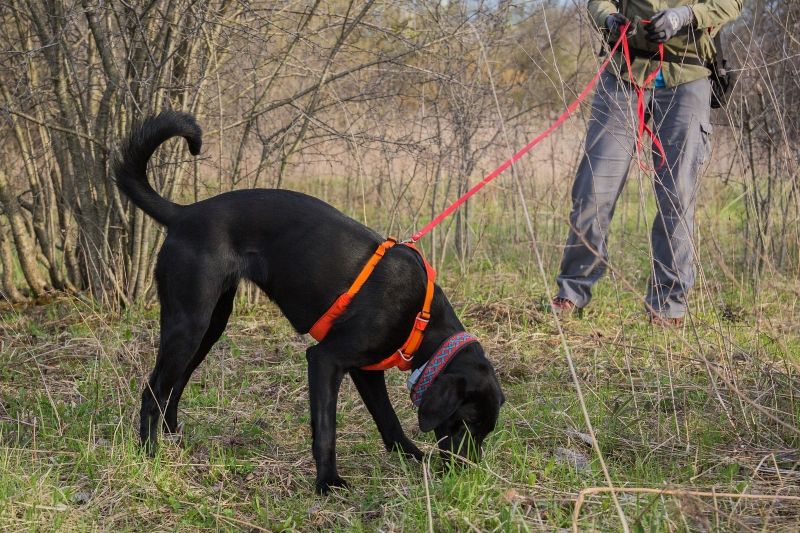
308, 238, 436, 371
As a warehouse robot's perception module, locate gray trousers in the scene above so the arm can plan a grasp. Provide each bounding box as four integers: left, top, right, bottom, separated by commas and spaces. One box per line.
556, 71, 712, 318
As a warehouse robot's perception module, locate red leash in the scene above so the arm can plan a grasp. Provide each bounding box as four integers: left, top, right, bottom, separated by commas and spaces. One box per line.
408, 22, 664, 244
621, 19, 668, 172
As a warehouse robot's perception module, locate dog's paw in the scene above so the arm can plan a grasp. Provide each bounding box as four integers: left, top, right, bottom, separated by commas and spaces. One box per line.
163, 420, 184, 435
140, 437, 158, 457
163, 431, 183, 446
391, 439, 423, 461
162, 421, 184, 446
315, 475, 348, 495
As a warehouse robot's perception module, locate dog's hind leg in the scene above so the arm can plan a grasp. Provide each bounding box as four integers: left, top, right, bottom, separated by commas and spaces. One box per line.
140, 254, 229, 452
140, 314, 210, 452
163, 285, 237, 434
349, 369, 422, 460
306, 343, 347, 494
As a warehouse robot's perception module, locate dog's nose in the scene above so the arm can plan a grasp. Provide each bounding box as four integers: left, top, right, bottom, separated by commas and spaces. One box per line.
438, 432, 482, 463
466, 443, 482, 463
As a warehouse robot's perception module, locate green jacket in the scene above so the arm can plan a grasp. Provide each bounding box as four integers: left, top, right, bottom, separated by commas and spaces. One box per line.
588, 0, 742, 87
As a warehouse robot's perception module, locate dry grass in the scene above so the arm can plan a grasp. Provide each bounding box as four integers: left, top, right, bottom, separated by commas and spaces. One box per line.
2, 233, 799, 531
1, 151, 798, 531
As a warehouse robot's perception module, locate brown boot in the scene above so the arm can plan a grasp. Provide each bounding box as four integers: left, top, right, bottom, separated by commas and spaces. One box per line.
649, 314, 684, 327
551, 297, 581, 317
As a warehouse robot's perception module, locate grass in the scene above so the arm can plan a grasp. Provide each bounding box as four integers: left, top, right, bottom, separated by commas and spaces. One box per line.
2, 251, 800, 531
2, 179, 800, 531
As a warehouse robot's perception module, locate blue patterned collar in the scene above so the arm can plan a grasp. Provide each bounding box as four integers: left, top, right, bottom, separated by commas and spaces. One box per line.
408, 332, 479, 407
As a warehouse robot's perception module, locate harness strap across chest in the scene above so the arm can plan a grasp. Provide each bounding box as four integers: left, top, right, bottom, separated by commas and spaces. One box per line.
308, 238, 436, 372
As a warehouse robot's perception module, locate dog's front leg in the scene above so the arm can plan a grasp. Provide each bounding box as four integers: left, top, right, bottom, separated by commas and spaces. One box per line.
349, 369, 422, 460
306, 344, 346, 494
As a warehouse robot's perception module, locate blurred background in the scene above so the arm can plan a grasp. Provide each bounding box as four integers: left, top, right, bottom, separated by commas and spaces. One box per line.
1, 0, 796, 308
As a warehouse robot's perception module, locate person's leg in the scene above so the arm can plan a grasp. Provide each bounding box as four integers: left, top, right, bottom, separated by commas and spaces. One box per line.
647, 77, 712, 319
556, 72, 636, 308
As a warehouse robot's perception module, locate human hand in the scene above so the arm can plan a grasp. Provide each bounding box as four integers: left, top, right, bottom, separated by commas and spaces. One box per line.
605, 13, 637, 42
645, 6, 694, 43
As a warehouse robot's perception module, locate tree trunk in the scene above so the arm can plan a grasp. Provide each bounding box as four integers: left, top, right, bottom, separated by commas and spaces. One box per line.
0, 223, 26, 303
0, 170, 49, 297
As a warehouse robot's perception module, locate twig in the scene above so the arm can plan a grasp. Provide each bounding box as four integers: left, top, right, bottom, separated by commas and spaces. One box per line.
573, 486, 800, 532
3, 108, 109, 151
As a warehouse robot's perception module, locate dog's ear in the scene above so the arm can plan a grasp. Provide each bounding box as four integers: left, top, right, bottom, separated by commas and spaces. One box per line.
418, 374, 467, 432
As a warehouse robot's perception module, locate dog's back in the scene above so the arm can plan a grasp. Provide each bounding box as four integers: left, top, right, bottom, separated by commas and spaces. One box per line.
113, 111, 415, 332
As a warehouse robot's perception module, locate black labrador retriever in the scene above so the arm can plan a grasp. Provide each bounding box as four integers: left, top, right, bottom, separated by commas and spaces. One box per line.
115, 111, 504, 494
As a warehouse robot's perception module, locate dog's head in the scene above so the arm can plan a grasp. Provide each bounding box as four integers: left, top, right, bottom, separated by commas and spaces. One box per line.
417, 342, 504, 462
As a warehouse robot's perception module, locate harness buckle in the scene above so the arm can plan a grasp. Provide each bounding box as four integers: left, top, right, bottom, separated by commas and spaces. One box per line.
413, 313, 430, 331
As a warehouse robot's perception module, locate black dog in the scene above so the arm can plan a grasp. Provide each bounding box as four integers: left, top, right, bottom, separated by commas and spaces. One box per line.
115, 111, 504, 494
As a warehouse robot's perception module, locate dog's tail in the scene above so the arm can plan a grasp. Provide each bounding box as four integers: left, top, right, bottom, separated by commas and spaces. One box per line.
114, 110, 202, 226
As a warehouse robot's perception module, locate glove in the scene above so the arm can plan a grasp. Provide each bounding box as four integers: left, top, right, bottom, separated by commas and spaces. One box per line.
605, 13, 637, 42
645, 6, 694, 43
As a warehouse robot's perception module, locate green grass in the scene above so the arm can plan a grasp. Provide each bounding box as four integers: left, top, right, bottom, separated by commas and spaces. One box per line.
2, 177, 800, 530
2, 246, 799, 532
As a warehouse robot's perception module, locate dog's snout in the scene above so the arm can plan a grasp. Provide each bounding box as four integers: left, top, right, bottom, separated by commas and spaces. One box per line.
437, 428, 482, 463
